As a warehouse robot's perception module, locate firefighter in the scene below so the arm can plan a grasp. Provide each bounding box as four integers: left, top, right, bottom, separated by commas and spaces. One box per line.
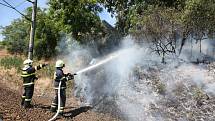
50, 60, 74, 115
21, 59, 47, 108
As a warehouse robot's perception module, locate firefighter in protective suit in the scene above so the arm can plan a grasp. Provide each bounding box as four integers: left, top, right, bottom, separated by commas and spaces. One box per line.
21, 59, 47, 108
50, 60, 74, 114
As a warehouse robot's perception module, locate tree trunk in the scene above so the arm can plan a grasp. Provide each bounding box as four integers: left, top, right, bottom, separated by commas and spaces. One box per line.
162, 52, 165, 63
199, 39, 202, 53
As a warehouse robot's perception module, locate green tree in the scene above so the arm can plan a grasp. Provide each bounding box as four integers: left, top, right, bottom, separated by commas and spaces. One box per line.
48, 0, 104, 42
179, 0, 215, 54
100, 0, 136, 35
1, 19, 29, 55
33, 8, 60, 59
2, 7, 60, 59
100, 0, 186, 36
123, 0, 215, 61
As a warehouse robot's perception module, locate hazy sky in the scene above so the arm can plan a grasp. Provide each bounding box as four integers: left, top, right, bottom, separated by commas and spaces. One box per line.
0, 0, 116, 40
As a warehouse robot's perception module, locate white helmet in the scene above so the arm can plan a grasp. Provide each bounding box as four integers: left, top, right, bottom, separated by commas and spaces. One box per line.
23, 59, 33, 65
55, 60, 65, 68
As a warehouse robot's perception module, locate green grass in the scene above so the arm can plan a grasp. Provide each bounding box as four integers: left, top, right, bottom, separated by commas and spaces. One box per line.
0, 56, 56, 80
0, 56, 23, 72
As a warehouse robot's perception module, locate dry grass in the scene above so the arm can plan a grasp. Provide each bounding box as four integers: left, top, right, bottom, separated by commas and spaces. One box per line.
0, 49, 10, 58
0, 54, 55, 94
35, 77, 53, 96
0, 51, 76, 98
0, 56, 75, 98
0, 67, 22, 91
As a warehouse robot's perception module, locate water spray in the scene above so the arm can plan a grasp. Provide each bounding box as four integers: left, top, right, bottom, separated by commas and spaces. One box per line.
48, 51, 121, 120
76, 52, 120, 75
48, 47, 136, 120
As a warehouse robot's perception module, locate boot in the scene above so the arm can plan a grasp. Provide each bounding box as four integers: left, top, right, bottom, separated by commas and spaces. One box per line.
50, 107, 57, 112
58, 111, 63, 116
58, 107, 64, 116
21, 98, 25, 106
24, 101, 33, 108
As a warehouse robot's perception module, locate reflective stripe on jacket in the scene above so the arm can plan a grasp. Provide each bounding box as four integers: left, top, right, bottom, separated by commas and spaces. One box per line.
21, 64, 45, 86
21, 72, 36, 77
21, 65, 36, 86
53, 68, 68, 89
23, 82, 34, 86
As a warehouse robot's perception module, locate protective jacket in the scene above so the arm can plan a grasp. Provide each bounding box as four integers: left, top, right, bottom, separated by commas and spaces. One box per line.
21, 64, 46, 108
53, 68, 70, 89
51, 67, 74, 113
21, 64, 46, 86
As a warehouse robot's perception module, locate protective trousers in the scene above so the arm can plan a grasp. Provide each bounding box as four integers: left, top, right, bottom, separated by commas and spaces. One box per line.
21, 85, 34, 108
51, 89, 66, 113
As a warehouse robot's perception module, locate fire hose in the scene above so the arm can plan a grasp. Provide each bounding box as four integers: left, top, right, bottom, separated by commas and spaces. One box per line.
48, 53, 118, 120
48, 73, 76, 121
48, 81, 62, 121
48, 74, 107, 121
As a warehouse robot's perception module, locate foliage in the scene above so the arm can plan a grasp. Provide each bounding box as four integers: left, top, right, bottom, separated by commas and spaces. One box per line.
0, 41, 7, 49
100, 0, 186, 36
37, 62, 55, 79
100, 0, 136, 35
192, 87, 208, 101
120, 0, 215, 62
1, 7, 60, 59
48, 0, 104, 42
183, 0, 215, 39
128, 5, 181, 62
1, 19, 29, 55
1, 0, 215, 62
0, 56, 23, 71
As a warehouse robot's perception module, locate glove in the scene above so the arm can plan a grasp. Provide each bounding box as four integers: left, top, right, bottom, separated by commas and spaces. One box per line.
67, 74, 74, 80
34, 76, 38, 80
66, 73, 72, 76
67, 73, 74, 80
42, 63, 48, 67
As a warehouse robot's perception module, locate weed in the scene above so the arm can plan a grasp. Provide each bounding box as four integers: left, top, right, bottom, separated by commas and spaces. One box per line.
37, 64, 55, 79
0, 56, 23, 72
192, 87, 207, 101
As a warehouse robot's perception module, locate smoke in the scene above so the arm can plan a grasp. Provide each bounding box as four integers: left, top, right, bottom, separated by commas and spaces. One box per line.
179, 38, 215, 62
102, 37, 162, 120
61, 36, 164, 121
56, 35, 97, 73
56, 34, 215, 121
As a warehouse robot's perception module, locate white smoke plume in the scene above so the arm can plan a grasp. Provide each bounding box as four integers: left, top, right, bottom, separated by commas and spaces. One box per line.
179, 38, 215, 62
56, 35, 215, 121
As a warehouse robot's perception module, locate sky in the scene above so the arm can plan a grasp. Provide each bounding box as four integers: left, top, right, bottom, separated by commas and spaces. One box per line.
0, 0, 116, 40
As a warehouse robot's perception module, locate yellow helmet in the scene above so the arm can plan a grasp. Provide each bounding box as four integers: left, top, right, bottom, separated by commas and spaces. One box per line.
23, 59, 33, 65
55, 60, 65, 68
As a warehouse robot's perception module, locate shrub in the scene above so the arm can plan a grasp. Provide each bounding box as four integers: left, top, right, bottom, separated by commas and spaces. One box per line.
0, 56, 23, 72
37, 63, 55, 79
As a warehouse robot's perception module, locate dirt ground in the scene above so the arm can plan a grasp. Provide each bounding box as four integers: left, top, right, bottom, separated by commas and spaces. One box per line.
0, 82, 119, 121
0, 50, 120, 121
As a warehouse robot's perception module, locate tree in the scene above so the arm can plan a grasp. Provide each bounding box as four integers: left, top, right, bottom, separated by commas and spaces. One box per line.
1, 18, 29, 55
33, 8, 60, 59
127, 2, 182, 62
48, 0, 104, 42
125, 0, 215, 62
100, 0, 137, 35
2, 7, 60, 59
179, 0, 215, 54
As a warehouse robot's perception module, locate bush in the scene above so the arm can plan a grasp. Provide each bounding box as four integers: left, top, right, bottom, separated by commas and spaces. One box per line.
37, 63, 55, 79
0, 56, 23, 71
